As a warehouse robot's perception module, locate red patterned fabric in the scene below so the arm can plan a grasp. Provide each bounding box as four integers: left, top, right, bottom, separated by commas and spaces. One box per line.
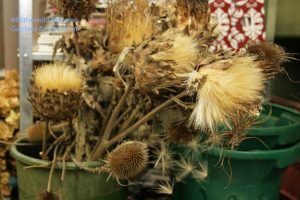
209, 0, 266, 51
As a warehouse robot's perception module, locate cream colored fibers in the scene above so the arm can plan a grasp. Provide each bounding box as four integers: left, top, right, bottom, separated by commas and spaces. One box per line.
187, 56, 266, 131
34, 63, 83, 93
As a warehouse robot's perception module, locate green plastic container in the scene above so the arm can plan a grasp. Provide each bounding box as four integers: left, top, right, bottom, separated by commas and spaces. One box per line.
173, 141, 300, 200
10, 138, 127, 200
240, 104, 300, 150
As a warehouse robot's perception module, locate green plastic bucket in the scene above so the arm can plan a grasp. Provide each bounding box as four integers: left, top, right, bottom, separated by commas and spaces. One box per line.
173, 141, 300, 200
10, 138, 127, 200
240, 104, 300, 150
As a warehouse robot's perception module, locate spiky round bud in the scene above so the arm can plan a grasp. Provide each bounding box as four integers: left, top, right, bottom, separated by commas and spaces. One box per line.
28, 63, 83, 120
26, 122, 46, 143
106, 141, 148, 179
49, 0, 97, 20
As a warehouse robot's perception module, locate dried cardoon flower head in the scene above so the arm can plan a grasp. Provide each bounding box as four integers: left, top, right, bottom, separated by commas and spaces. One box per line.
134, 31, 200, 94
187, 54, 265, 131
26, 122, 46, 143
28, 63, 83, 120
49, 0, 97, 20
105, 141, 149, 180
106, 0, 155, 53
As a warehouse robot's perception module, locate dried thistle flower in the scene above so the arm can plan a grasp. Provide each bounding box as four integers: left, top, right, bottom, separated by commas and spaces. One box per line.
49, 0, 97, 20
175, 157, 207, 182
26, 122, 46, 143
28, 63, 83, 120
153, 142, 174, 176
150, 33, 200, 74
105, 141, 149, 180
155, 180, 174, 195
134, 31, 200, 94
106, 0, 155, 53
187, 55, 265, 131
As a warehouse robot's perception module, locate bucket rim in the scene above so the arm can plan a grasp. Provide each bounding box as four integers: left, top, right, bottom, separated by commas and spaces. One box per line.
10, 137, 103, 170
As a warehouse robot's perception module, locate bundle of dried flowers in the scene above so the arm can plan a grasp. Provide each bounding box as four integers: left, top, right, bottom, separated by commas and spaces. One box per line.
24, 0, 288, 197
0, 69, 19, 199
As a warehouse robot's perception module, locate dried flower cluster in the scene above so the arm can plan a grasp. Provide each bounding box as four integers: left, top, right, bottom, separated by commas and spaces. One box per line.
26, 0, 287, 197
0, 69, 19, 199
49, 0, 97, 20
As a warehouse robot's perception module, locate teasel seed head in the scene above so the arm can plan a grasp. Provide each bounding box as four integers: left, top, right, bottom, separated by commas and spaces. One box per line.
105, 141, 149, 180
28, 63, 83, 120
26, 122, 46, 143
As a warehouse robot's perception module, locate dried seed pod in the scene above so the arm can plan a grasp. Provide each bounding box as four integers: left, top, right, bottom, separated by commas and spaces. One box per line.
106, 141, 148, 180
49, 0, 97, 20
28, 63, 83, 120
39, 191, 60, 200
26, 122, 46, 143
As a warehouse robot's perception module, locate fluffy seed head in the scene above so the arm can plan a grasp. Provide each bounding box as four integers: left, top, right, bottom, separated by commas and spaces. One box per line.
106, 141, 148, 179
26, 122, 46, 143
34, 63, 83, 93
187, 56, 265, 131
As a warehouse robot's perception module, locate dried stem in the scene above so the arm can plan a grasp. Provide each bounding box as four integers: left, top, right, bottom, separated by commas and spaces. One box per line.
41, 119, 49, 160
118, 104, 141, 133
94, 91, 188, 158
61, 141, 76, 181
73, 21, 81, 57
45, 133, 65, 157
47, 144, 58, 193
91, 82, 133, 160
